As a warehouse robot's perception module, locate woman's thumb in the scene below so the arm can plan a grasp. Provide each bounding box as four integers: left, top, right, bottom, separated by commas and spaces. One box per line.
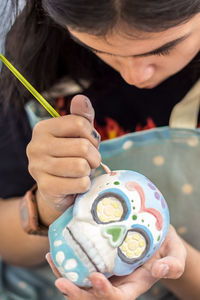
70, 94, 95, 124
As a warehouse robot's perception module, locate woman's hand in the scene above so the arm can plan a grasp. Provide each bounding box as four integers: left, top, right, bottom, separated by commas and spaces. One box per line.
26, 95, 101, 225
46, 225, 186, 300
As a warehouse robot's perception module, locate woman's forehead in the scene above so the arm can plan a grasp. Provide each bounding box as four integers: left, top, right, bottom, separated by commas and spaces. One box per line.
68, 12, 200, 46
68, 24, 191, 57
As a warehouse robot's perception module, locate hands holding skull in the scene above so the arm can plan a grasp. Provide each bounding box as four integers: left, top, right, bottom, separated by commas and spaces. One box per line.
46, 225, 186, 300
27, 94, 187, 299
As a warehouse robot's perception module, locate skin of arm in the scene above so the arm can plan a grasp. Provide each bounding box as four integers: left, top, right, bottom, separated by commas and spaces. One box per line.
0, 196, 59, 267
162, 238, 200, 300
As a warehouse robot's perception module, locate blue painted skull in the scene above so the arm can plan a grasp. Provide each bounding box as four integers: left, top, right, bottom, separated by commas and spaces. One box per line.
49, 170, 170, 287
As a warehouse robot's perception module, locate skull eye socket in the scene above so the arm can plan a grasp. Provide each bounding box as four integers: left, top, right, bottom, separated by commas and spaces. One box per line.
118, 229, 150, 263
91, 192, 128, 224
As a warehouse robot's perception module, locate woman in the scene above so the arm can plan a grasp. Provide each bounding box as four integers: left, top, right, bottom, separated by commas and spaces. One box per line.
0, 1, 200, 299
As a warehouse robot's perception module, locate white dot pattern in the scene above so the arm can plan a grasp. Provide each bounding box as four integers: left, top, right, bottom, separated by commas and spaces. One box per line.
64, 259, 78, 270
123, 140, 133, 150
153, 156, 165, 166
56, 251, 65, 265
181, 184, 193, 195
187, 137, 199, 147
54, 240, 63, 247
66, 272, 79, 282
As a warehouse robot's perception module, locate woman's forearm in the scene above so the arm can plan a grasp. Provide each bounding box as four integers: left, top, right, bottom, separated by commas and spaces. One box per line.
162, 238, 200, 300
0, 197, 49, 267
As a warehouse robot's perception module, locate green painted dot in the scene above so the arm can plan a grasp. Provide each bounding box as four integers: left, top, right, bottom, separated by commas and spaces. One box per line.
132, 215, 137, 220
157, 235, 161, 241
132, 206, 135, 210
114, 181, 120, 185
131, 200, 134, 202
141, 219, 144, 222
148, 224, 150, 227
106, 183, 110, 185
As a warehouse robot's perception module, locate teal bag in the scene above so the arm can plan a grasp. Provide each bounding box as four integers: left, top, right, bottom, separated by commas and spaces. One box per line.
97, 79, 200, 299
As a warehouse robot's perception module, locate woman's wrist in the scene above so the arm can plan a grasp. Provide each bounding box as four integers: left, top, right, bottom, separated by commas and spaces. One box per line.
19, 185, 48, 236
36, 189, 63, 227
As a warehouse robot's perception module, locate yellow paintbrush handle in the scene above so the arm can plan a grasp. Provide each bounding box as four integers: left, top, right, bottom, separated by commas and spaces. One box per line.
0, 52, 60, 118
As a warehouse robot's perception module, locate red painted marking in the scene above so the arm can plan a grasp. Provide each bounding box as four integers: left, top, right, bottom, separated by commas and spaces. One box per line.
125, 181, 163, 231
110, 172, 117, 176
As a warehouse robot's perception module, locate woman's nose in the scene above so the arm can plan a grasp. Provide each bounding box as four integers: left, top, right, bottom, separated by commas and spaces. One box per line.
120, 59, 155, 86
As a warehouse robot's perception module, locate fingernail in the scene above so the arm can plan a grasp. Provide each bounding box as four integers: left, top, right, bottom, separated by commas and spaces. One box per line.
83, 97, 92, 110
91, 130, 101, 142
45, 253, 50, 262
90, 169, 95, 178
160, 264, 169, 277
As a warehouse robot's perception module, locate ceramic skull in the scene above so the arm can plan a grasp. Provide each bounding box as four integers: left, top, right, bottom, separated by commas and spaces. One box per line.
49, 170, 170, 287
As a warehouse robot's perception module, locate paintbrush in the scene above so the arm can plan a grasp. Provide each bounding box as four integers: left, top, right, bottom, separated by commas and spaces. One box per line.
0, 52, 60, 118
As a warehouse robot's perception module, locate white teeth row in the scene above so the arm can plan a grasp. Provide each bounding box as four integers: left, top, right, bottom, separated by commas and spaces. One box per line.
66, 227, 106, 273
63, 228, 97, 274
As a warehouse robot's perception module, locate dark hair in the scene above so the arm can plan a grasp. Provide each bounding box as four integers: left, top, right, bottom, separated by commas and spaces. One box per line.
1, 0, 200, 111
1, 0, 108, 111
42, 0, 200, 35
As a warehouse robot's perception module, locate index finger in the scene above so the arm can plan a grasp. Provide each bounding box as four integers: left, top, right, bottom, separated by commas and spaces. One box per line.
34, 114, 100, 149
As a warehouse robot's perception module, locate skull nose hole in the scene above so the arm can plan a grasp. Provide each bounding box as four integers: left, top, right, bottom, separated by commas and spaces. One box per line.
102, 225, 126, 247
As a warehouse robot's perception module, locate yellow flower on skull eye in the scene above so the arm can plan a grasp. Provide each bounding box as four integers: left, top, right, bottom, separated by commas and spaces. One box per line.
120, 244, 127, 251
113, 202, 120, 208
102, 198, 110, 205
115, 209, 122, 217
139, 240, 145, 247
119, 231, 146, 260
97, 197, 124, 223
127, 240, 138, 251
132, 233, 140, 241
134, 248, 143, 257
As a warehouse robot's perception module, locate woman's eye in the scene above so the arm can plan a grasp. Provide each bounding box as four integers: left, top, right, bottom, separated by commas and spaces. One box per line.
152, 49, 171, 56
92, 48, 173, 57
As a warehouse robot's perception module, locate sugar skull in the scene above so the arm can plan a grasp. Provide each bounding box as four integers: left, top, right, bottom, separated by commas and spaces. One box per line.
49, 170, 170, 287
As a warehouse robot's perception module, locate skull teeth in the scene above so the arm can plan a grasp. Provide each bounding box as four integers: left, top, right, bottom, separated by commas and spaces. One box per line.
64, 227, 106, 273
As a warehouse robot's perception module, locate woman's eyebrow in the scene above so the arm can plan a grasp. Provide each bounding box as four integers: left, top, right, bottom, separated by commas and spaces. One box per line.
69, 33, 190, 57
